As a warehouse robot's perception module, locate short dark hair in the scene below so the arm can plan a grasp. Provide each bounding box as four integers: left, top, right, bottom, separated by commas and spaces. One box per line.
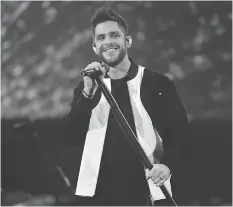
91, 7, 128, 37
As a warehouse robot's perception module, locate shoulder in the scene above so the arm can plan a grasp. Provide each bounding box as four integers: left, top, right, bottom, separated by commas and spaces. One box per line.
73, 80, 84, 96
141, 66, 175, 91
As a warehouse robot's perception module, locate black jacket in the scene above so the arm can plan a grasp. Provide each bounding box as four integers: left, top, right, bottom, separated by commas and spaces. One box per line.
63, 60, 188, 198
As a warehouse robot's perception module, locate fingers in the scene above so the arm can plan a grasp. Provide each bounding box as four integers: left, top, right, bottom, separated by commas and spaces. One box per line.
82, 62, 101, 75
151, 171, 165, 186
146, 164, 170, 187
151, 171, 161, 182
85, 62, 101, 70
152, 173, 166, 187
84, 62, 106, 72
146, 166, 157, 179
83, 62, 108, 78
97, 64, 109, 77
101, 63, 110, 73
156, 177, 166, 187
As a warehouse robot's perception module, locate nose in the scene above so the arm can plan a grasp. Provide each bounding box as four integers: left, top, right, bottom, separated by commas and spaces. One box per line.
103, 35, 113, 45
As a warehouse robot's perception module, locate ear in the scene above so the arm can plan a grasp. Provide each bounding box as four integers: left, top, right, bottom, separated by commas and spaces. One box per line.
126, 36, 132, 48
92, 43, 98, 54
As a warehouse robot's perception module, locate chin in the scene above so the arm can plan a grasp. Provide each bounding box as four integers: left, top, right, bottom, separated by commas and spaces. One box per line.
100, 51, 126, 67
107, 62, 119, 67
101, 57, 119, 67
102, 60, 117, 67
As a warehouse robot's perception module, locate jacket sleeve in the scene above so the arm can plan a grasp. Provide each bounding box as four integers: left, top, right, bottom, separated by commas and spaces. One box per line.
63, 81, 94, 147
158, 78, 188, 173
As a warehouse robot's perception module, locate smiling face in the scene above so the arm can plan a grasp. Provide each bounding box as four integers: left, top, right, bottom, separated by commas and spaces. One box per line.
93, 21, 129, 67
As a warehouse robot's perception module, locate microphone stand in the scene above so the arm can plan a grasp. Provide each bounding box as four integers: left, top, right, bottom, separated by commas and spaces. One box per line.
91, 73, 177, 206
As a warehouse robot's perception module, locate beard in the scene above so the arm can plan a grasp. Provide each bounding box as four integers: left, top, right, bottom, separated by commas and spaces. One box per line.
98, 46, 127, 67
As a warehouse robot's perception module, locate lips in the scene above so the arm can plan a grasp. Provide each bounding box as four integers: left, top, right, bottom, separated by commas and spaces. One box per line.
103, 47, 118, 52
105, 48, 117, 52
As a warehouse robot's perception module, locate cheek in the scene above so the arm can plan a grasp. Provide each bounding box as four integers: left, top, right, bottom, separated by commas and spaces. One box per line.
94, 45, 101, 54
121, 40, 127, 48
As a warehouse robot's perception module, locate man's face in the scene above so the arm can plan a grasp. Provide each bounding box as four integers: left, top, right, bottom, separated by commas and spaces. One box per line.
93, 21, 127, 67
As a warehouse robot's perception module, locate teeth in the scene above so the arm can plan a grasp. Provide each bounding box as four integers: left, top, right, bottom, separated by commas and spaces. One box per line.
105, 48, 117, 52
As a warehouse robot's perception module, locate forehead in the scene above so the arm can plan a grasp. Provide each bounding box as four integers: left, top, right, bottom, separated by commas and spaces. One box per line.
94, 21, 124, 36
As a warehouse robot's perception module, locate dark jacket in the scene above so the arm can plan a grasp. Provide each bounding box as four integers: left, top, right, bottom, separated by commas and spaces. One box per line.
63, 60, 188, 198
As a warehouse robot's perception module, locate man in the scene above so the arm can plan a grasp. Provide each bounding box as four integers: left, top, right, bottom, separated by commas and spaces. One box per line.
64, 7, 188, 206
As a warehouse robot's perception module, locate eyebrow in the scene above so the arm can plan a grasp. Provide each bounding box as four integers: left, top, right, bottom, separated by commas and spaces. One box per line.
109, 31, 121, 35
96, 31, 121, 38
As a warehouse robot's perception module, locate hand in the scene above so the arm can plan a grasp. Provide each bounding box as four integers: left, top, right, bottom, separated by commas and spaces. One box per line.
82, 62, 107, 95
145, 164, 170, 187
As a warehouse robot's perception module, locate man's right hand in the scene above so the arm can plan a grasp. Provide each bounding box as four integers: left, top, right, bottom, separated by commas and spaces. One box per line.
82, 62, 107, 96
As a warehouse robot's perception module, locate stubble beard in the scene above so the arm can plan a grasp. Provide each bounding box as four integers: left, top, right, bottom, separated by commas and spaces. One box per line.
98, 47, 127, 67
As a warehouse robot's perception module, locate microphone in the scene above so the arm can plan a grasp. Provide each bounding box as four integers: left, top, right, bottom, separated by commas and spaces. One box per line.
81, 64, 110, 77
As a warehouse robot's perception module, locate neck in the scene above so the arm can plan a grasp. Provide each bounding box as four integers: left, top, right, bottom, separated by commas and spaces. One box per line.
107, 55, 131, 79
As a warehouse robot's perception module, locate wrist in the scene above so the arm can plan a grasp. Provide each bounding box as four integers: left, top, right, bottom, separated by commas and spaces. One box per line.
82, 89, 94, 99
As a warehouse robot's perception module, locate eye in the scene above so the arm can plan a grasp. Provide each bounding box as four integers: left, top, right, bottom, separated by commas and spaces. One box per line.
111, 32, 120, 38
97, 35, 105, 41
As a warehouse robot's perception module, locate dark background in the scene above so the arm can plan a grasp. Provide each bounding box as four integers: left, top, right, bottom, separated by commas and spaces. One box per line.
1, 1, 232, 205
